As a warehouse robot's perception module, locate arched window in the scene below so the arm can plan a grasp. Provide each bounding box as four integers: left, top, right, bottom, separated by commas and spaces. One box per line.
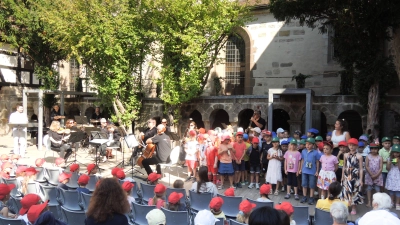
225, 35, 245, 95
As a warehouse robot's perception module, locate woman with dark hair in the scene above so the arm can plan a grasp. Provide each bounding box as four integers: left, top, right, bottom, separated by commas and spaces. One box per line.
85, 178, 130, 225
331, 119, 350, 148
249, 206, 282, 225
316, 181, 348, 211
190, 166, 218, 197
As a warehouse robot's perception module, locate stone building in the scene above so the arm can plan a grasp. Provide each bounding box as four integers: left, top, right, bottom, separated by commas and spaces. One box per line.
1, 2, 400, 139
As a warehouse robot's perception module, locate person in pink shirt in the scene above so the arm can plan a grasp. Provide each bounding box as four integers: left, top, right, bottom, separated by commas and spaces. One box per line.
233, 130, 247, 188
218, 134, 236, 189
284, 139, 302, 200
317, 141, 339, 199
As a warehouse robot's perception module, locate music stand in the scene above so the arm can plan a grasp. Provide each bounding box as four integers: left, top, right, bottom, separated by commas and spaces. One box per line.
88, 139, 108, 175
123, 134, 145, 177
74, 116, 88, 125
91, 131, 108, 139
65, 131, 86, 167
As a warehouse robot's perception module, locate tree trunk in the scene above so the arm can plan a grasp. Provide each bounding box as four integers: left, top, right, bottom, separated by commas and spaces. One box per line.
366, 80, 380, 141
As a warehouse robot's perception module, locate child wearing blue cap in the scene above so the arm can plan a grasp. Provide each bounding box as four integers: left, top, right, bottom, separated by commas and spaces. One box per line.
299, 138, 320, 205
307, 128, 319, 138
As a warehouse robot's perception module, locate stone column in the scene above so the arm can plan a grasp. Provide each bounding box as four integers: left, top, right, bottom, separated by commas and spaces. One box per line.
288, 120, 303, 133
230, 121, 238, 130
203, 120, 210, 130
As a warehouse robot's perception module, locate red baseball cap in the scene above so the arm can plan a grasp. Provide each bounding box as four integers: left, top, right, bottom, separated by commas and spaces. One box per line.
27, 201, 48, 223
78, 174, 90, 185
0, 183, 15, 200
168, 192, 183, 204
16, 166, 27, 174
154, 183, 166, 193
189, 130, 197, 137
87, 164, 96, 174
259, 184, 271, 195
209, 197, 224, 210
239, 200, 256, 214
148, 173, 161, 183
317, 142, 324, 151
236, 131, 244, 135
221, 134, 231, 142
275, 202, 294, 216
116, 170, 126, 179
199, 128, 206, 134
111, 167, 121, 176
338, 141, 348, 147
69, 164, 79, 172
121, 181, 134, 192
262, 130, 272, 136
55, 158, 65, 166
252, 138, 259, 144
35, 158, 45, 167
0, 154, 9, 160
19, 194, 41, 215
25, 167, 38, 176
348, 138, 358, 146
58, 172, 72, 182
224, 187, 235, 197
1, 162, 12, 171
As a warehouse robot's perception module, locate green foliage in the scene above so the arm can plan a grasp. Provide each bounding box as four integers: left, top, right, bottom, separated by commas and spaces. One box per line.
269, 0, 400, 107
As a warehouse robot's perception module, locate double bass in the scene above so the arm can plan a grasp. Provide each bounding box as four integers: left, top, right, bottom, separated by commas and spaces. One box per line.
136, 127, 165, 168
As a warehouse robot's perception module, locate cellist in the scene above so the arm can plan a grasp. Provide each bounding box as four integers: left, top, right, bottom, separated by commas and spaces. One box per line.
130, 118, 157, 163
142, 124, 172, 176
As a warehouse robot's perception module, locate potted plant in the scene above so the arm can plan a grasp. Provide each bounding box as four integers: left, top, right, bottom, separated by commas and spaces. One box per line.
292, 73, 312, 88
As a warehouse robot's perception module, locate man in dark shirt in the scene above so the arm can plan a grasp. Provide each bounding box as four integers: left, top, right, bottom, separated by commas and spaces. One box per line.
142, 124, 171, 175
250, 110, 266, 130
91, 107, 103, 120
260, 130, 273, 176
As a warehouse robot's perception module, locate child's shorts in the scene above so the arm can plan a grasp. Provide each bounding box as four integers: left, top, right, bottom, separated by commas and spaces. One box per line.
249, 164, 260, 174
366, 184, 381, 192
218, 162, 234, 176
287, 172, 298, 187
302, 173, 316, 189
186, 160, 198, 168
389, 190, 400, 197
207, 165, 217, 174
233, 160, 246, 172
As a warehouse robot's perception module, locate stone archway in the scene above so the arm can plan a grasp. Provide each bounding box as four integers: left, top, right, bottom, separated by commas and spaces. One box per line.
190, 110, 205, 129
338, 110, 363, 139
85, 107, 95, 123
273, 109, 290, 132
301, 110, 328, 137
238, 108, 254, 130
67, 105, 80, 120
380, 110, 400, 137
210, 109, 230, 130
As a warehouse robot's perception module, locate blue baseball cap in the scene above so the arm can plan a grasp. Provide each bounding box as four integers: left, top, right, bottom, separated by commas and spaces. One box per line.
326, 132, 332, 136
301, 135, 307, 139
272, 132, 277, 138
281, 140, 289, 145
358, 142, 365, 147
243, 133, 249, 141
308, 128, 319, 134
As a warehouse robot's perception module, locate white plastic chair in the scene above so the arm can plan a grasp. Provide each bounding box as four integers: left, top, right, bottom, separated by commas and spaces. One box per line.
158, 146, 181, 185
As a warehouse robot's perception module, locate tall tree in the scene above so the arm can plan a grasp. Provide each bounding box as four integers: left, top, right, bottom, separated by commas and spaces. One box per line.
269, 0, 400, 138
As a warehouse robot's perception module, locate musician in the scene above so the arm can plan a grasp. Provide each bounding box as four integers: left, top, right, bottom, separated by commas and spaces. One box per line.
48, 121, 73, 161
9, 104, 28, 157
161, 118, 171, 133
99, 118, 108, 133
91, 107, 103, 120
66, 119, 79, 131
50, 105, 66, 122
250, 110, 266, 130
99, 125, 121, 162
130, 118, 157, 163
142, 124, 172, 175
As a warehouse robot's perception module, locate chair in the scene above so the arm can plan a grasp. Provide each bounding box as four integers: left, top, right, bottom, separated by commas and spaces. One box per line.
44, 134, 56, 159
79, 192, 92, 210
229, 219, 246, 225
26, 182, 38, 194
86, 175, 99, 192
48, 204, 61, 220
132, 202, 156, 225
161, 207, 189, 225
34, 167, 47, 183
293, 206, 310, 225
215, 218, 224, 225
2, 178, 21, 197
60, 206, 86, 225
66, 172, 79, 189
39, 184, 58, 205
217, 194, 242, 218
46, 168, 61, 186
129, 180, 141, 203
188, 190, 212, 213
158, 146, 181, 185
314, 208, 333, 225
57, 188, 82, 211
166, 187, 187, 205
0, 216, 26, 225
246, 198, 273, 210
140, 183, 155, 205
7, 196, 22, 215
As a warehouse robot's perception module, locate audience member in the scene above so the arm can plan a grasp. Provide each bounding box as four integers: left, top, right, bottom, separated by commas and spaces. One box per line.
17, 194, 41, 224
0, 183, 15, 218
1, 162, 13, 179
111, 167, 122, 178
257, 184, 272, 202
167, 192, 185, 211
77, 174, 90, 194
148, 183, 166, 209
27, 201, 49, 224
173, 179, 184, 189
277, 209, 290, 225
191, 166, 218, 197
275, 202, 295, 225
316, 181, 348, 211
330, 202, 349, 225
85, 178, 129, 225
194, 210, 218, 225
35, 158, 45, 167
121, 181, 135, 207
33, 210, 67, 225
224, 187, 235, 196
209, 197, 226, 222
87, 163, 97, 175
148, 172, 161, 185
57, 173, 71, 190
146, 209, 166, 225
237, 199, 256, 224
249, 206, 282, 225
69, 163, 79, 173
356, 192, 399, 225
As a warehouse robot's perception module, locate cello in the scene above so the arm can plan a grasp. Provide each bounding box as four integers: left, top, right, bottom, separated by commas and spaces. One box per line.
136, 127, 165, 168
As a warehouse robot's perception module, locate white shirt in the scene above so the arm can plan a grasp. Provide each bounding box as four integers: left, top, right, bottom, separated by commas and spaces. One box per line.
358, 209, 400, 225
17, 214, 28, 224
9, 111, 28, 130
331, 130, 347, 147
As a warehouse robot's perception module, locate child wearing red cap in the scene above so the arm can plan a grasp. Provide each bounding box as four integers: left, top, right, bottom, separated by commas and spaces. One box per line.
275, 202, 295, 225
77, 174, 90, 194
148, 183, 166, 209
206, 138, 218, 184
87, 163, 97, 175
111, 167, 121, 178
1, 162, 13, 179
27, 201, 49, 224
218, 134, 236, 189
148, 172, 161, 185
121, 181, 135, 208
184, 130, 199, 182
236, 200, 256, 224
35, 158, 46, 167
224, 187, 235, 197
17, 193, 41, 224
69, 163, 80, 173
21, 167, 38, 195
0, 183, 16, 218
209, 197, 226, 223
257, 184, 273, 202
246, 137, 261, 189
198, 134, 207, 167
58, 172, 72, 190
167, 191, 185, 211
232, 130, 247, 189
336, 141, 348, 182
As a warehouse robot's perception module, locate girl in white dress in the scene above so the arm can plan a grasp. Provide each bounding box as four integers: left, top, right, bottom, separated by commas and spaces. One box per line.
266, 137, 283, 195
